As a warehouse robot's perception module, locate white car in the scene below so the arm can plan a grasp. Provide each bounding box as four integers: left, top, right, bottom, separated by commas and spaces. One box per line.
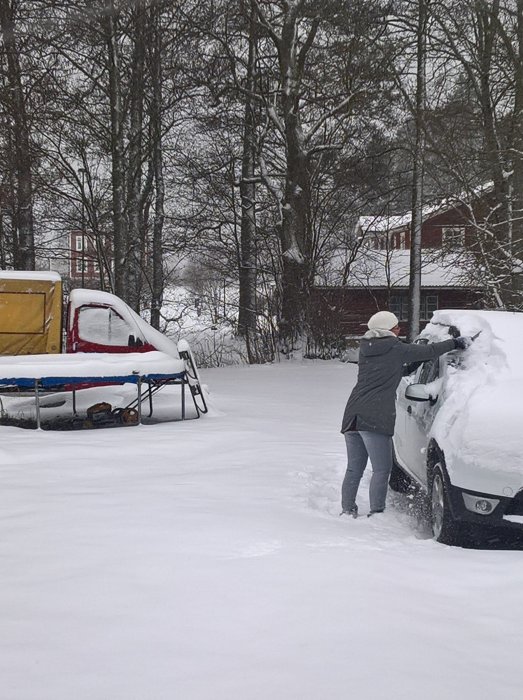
392, 309, 523, 545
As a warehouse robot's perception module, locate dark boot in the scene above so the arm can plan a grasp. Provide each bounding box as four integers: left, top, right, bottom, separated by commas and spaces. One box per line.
340, 505, 358, 519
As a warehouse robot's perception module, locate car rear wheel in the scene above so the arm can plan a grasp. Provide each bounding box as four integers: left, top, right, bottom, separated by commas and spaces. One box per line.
431, 464, 463, 545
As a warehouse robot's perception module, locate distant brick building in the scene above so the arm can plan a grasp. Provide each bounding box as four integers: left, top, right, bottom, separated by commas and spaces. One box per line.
36, 230, 111, 292
69, 230, 100, 284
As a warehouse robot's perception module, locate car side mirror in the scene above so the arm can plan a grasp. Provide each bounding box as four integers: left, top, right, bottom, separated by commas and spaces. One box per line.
405, 383, 433, 402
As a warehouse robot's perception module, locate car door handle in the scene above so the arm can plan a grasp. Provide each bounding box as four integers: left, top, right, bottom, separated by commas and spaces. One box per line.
407, 405, 412, 414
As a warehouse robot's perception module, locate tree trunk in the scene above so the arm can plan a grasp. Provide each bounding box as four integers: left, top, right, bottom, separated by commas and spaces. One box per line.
238, 1, 258, 361
279, 138, 311, 355
126, 0, 146, 311
148, 4, 164, 331
476, 0, 510, 305
408, 0, 427, 342
509, 0, 523, 300
275, 3, 315, 357
0, 207, 5, 268
0, 0, 35, 270
101, 1, 126, 299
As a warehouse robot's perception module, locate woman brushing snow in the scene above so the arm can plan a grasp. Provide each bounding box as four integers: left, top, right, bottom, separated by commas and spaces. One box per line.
340, 310, 469, 518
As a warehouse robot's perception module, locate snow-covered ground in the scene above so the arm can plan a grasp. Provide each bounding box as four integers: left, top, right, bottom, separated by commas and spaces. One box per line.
1, 361, 523, 699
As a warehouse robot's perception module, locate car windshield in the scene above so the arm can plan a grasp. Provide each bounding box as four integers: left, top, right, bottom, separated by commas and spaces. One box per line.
422, 324, 465, 370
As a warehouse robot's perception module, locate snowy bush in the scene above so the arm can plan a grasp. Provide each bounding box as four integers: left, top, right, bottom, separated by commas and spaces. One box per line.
142, 284, 275, 368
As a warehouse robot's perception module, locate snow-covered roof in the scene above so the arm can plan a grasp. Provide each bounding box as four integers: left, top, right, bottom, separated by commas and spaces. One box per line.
356, 182, 494, 235
0, 270, 62, 283
357, 213, 412, 234
357, 200, 453, 234
322, 248, 475, 288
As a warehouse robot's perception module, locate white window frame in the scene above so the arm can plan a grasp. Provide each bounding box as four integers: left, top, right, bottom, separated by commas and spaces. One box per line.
75, 235, 83, 252
421, 294, 438, 320
390, 293, 438, 321
390, 295, 409, 321
76, 258, 88, 274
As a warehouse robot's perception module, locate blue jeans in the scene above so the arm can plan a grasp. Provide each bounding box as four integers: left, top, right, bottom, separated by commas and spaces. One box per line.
341, 431, 393, 512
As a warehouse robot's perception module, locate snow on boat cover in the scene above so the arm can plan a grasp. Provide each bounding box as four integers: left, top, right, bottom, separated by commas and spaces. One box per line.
0, 351, 185, 386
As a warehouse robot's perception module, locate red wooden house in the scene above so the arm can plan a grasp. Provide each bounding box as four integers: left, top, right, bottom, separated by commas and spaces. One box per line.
311, 196, 487, 344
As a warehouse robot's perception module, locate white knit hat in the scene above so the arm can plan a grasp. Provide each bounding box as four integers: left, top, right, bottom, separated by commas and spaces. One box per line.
367, 310, 399, 331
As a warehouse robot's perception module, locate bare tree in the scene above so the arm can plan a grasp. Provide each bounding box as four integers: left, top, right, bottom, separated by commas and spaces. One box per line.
427, 0, 523, 307
0, 0, 35, 269
247, 0, 396, 355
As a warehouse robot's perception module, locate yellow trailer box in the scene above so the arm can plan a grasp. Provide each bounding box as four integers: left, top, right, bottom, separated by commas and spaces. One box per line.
0, 272, 63, 355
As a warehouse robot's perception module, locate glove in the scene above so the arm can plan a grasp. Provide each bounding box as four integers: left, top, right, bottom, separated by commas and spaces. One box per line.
454, 336, 472, 350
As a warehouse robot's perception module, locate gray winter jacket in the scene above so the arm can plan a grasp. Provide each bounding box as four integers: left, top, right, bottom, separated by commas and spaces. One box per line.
341, 334, 457, 436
